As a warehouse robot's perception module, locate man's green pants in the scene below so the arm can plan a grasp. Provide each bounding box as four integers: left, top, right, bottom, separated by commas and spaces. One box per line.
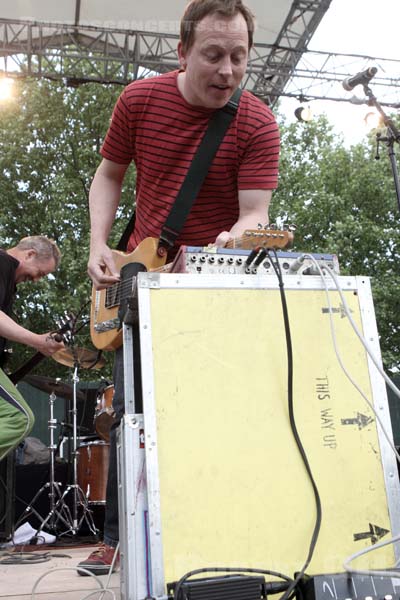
0, 368, 34, 462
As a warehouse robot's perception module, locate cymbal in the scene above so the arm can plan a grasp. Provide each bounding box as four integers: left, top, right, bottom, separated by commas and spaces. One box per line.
23, 375, 85, 401
52, 347, 106, 370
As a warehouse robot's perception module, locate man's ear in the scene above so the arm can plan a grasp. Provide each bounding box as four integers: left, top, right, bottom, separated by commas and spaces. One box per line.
177, 41, 187, 69
25, 249, 37, 261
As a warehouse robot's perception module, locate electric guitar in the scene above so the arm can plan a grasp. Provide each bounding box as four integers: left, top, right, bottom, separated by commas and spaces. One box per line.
90, 229, 294, 351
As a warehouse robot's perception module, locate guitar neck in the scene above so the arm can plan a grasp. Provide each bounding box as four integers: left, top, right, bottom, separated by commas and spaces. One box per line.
224, 236, 245, 249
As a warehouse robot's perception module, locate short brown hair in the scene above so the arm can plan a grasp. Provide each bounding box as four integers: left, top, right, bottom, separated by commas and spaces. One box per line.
180, 0, 255, 53
16, 236, 61, 269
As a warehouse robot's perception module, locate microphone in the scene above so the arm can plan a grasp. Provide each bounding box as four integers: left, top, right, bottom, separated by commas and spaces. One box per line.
342, 67, 378, 91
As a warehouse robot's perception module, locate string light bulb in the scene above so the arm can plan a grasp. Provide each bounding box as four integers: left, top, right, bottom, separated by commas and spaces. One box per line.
364, 110, 384, 131
294, 105, 313, 122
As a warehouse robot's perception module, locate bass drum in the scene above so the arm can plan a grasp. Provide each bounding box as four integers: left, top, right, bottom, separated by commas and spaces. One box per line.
94, 384, 116, 443
77, 440, 110, 505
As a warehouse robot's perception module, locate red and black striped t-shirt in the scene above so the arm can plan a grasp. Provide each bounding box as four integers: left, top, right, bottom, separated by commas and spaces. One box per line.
101, 70, 280, 253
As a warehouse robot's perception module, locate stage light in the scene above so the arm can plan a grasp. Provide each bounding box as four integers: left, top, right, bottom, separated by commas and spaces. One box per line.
0, 77, 14, 101
364, 111, 384, 131
294, 105, 313, 122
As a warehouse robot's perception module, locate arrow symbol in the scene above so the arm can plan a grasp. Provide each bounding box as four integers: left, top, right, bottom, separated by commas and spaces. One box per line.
322, 304, 352, 318
354, 523, 389, 544
341, 413, 373, 429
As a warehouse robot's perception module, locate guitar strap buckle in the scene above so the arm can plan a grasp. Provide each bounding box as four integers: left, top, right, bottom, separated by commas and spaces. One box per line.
158, 227, 178, 257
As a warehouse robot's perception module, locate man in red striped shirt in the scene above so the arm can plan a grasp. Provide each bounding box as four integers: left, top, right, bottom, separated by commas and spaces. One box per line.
80, 0, 280, 575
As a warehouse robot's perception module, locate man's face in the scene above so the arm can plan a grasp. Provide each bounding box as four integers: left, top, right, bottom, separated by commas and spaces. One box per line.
178, 12, 249, 109
15, 249, 56, 284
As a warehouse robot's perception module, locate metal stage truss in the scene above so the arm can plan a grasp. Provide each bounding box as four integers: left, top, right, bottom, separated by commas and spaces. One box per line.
0, 0, 399, 108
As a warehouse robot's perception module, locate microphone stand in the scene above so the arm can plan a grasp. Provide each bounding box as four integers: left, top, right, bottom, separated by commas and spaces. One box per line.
363, 82, 400, 214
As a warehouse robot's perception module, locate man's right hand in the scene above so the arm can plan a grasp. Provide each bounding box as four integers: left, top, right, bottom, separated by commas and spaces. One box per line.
87, 245, 120, 290
34, 333, 65, 357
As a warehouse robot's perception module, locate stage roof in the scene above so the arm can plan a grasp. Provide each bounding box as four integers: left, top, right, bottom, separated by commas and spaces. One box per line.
0, 0, 321, 45
0, 0, 332, 105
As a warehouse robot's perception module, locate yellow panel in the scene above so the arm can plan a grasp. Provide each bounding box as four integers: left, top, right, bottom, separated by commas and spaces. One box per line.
147, 287, 393, 581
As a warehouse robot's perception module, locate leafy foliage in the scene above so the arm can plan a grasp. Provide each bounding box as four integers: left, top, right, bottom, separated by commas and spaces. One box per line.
0, 77, 399, 379
272, 114, 400, 370
0, 76, 135, 379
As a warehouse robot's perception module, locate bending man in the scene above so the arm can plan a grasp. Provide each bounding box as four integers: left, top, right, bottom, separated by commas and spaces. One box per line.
0, 236, 64, 461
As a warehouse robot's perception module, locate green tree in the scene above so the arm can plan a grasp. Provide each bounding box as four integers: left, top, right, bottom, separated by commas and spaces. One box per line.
0, 76, 135, 379
273, 113, 400, 370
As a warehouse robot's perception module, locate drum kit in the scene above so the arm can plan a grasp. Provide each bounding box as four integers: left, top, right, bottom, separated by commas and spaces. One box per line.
15, 344, 117, 540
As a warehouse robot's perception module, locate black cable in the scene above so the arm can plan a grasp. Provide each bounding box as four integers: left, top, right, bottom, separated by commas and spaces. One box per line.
173, 566, 294, 600
171, 257, 322, 600
0, 551, 51, 564
0, 475, 7, 527
0, 550, 72, 564
0, 473, 12, 527
266, 249, 322, 600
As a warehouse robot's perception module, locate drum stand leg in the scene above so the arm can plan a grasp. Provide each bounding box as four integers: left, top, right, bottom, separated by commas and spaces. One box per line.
57, 363, 97, 537
14, 392, 75, 539
16, 378, 98, 540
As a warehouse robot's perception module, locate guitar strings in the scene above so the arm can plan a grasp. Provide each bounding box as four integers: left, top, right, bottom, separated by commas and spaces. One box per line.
103, 264, 172, 308
104, 278, 137, 308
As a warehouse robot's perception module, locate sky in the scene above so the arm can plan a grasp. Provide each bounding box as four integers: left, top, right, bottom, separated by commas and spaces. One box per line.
279, 0, 400, 145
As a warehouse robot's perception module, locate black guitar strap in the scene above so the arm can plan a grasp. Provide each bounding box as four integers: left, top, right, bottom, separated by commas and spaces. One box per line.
116, 88, 242, 253
158, 88, 242, 255
116, 211, 136, 251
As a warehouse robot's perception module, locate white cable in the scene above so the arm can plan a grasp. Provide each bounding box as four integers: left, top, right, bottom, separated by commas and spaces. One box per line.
323, 263, 400, 401
304, 255, 400, 462
342, 532, 400, 578
301, 254, 400, 577
88, 542, 120, 600
77, 589, 116, 600
30, 565, 117, 600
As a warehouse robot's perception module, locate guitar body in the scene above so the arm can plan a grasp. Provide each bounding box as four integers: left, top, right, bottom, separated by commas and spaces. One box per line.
90, 237, 166, 351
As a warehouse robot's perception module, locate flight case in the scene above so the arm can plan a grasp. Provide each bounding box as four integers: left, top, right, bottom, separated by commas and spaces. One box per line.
117, 272, 400, 600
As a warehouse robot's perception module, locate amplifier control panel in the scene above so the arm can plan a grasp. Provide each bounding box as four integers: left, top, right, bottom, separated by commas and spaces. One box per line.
171, 246, 340, 276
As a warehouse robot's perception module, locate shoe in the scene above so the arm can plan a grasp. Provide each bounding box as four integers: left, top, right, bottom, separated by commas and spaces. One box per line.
77, 543, 119, 576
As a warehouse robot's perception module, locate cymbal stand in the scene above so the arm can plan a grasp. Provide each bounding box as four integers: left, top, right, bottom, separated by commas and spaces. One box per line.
57, 360, 97, 537
15, 390, 75, 537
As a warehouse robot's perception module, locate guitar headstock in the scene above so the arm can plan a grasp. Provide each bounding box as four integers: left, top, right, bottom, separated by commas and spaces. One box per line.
240, 226, 294, 250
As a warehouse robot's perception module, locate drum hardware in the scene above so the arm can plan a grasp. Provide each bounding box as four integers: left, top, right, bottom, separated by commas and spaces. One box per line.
77, 440, 110, 504
94, 384, 116, 443
17, 344, 105, 539
23, 374, 86, 402
14, 389, 76, 537
52, 347, 106, 370
54, 353, 100, 537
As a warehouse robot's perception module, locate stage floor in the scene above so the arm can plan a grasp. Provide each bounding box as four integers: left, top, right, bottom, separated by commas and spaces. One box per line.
0, 544, 120, 599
